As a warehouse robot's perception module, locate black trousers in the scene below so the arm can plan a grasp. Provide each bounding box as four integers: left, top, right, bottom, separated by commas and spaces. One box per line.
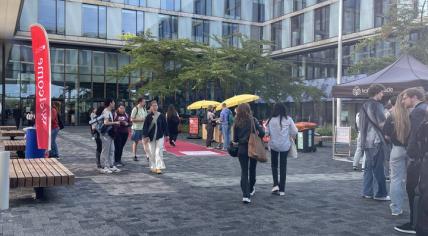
238, 149, 257, 198
407, 161, 422, 227
169, 132, 178, 144
206, 123, 214, 147
114, 132, 128, 163
271, 150, 289, 192
93, 130, 102, 168
15, 118, 20, 129
416, 160, 428, 236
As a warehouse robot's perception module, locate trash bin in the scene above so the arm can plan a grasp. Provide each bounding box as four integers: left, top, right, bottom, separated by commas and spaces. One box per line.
296, 128, 316, 152
25, 127, 46, 159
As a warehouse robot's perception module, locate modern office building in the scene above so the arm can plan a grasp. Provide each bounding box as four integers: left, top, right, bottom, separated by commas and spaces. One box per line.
0, 0, 425, 125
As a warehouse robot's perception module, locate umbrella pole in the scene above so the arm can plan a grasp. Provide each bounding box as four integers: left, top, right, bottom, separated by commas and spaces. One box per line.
332, 97, 336, 159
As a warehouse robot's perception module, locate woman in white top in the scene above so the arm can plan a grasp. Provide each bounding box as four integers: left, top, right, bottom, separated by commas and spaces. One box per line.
267, 103, 298, 196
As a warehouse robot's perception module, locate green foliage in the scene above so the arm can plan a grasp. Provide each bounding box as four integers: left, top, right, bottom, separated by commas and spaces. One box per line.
116, 32, 322, 103
316, 125, 333, 136
350, 1, 428, 74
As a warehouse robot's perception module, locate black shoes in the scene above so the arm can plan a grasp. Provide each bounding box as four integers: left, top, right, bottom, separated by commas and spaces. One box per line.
394, 222, 416, 234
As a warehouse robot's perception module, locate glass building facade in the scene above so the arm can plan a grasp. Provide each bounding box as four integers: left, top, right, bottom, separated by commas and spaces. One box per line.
1, 0, 404, 125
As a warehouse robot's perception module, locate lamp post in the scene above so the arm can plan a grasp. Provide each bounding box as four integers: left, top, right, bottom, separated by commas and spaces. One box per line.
336, 0, 343, 128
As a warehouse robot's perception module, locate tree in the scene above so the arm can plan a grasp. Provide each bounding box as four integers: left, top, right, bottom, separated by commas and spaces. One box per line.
349, 1, 428, 74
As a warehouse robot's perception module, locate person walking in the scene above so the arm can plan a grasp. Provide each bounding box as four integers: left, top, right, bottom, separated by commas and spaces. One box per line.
13, 105, 21, 129
114, 103, 130, 167
100, 98, 121, 174
130, 97, 148, 161
359, 84, 390, 201
205, 106, 216, 148
143, 100, 169, 174
232, 103, 265, 204
394, 87, 427, 234
90, 107, 103, 169
166, 105, 180, 147
26, 111, 35, 127
220, 103, 233, 150
266, 103, 298, 196
353, 112, 366, 171
383, 93, 410, 216
49, 102, 60, 158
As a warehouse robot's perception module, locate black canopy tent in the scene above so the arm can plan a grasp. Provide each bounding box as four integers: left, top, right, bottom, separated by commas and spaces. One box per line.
332, 55, 428, 98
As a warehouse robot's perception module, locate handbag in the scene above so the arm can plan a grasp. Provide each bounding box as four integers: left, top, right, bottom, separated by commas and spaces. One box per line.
289, 137, 298, 158
227, 142, 238, 157
248, 117, 267, 162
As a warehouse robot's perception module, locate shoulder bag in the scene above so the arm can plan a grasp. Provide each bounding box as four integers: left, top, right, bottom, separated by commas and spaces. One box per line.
248, 117, 267, 162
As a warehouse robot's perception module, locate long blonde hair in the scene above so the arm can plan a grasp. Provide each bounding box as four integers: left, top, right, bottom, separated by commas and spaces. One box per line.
393, 92, 410, 144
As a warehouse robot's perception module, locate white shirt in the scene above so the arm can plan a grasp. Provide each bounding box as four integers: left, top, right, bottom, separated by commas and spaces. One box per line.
267, 116, 298, 152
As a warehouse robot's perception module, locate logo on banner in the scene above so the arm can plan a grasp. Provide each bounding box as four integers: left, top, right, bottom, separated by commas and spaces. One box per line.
31, 24, 51, 150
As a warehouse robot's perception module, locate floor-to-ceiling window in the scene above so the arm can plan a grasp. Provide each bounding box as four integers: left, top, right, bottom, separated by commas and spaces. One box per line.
271, 21, 282, 50
314, 6, 329, 41
159, 15, 178, 39
82, 4, 107, 38
343, 0, 360, 34
252, 0, 265, 22
161, 0, 181, 11
38, 0, 65, 34
273, 0, 284, 18
374, 0, 390, 27
225, 0, 241, 19
291, 14, 304, 46
194, 0, 212, 15
122, 9, 137, 35
192, 19, 210, 45
293, 0, 306, 11
222, 22, 240, 47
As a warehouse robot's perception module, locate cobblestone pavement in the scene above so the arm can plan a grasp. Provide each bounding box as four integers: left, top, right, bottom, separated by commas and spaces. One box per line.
1, 127, 408, 236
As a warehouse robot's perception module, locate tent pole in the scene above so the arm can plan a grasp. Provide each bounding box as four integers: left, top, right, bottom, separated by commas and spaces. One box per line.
336, 0, 343, 128
332, 97, 336, 159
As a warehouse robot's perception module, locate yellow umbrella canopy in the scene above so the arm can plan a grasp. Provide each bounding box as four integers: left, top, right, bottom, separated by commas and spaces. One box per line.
216, 94, 260, 111
187, 100, 220, 110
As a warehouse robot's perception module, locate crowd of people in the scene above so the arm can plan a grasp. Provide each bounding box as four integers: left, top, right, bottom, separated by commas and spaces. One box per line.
353, 84, 428, 235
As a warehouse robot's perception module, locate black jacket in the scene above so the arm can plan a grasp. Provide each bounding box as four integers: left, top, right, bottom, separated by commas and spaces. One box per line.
143, 112, 169, 141
407, 102, 428, 161
167, 114, 180, 135
383, 115, 406, 147
233, 117, 265, 155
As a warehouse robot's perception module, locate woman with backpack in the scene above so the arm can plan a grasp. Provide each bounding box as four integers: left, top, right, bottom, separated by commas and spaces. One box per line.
90, 107, 104, 169
266, 103, 298, 196
166, 104, 180, 147
232, 103, 265, 204
114, 103, 131, 167
100, 98, 121, 174
143, 100, 169, 174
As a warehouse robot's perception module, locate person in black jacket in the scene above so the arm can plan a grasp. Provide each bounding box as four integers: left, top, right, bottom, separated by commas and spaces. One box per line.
143, 100, 169, 174
394, 87, 428, 234
232, 103, 265, 204
166, 104, 180, 147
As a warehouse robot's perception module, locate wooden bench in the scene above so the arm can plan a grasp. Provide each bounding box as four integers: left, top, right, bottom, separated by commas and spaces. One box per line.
0, 126, 17, 131
1, 130, 25, 140
9, 158, 75, 199
314, 136, 333, 147
3, 140, 26, 158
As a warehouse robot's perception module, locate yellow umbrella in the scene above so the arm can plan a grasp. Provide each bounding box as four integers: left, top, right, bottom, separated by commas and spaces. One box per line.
187, 100, 220, 110
216, 94, 260, 111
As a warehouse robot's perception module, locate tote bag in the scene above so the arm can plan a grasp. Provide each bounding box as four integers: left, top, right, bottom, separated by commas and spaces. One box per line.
288, 137, 298, 158
248, 118, 267, 162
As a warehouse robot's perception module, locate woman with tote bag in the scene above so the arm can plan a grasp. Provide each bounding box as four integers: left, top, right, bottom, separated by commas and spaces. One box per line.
266, 103, 298, 196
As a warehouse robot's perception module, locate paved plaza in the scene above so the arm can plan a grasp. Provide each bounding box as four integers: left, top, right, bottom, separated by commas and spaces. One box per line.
1, 127, 408, 235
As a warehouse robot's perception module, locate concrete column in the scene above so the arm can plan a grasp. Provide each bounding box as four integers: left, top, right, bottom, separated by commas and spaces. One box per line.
0, 151, 10, 210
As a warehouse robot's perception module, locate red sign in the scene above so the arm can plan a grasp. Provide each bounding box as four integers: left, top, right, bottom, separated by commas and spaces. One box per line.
30, 24, 51, 150
189, 117, 199, 136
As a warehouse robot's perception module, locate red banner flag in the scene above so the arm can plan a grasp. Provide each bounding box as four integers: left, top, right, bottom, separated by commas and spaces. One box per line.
30, 24, 51, 150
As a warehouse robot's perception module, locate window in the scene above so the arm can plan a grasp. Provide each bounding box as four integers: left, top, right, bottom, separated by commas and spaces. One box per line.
222, 22, 239, 47
252, 0, 265, 22
314, 6, 329, 41
137, 11, 145, 36
374, 0, 390, 27
225, 0, 241, 19
343, 0, 360, 34
192, 19, 209, 44
250, 25, 262, 41
194, 0, 212, 15
273, 0, 284, 18
293, 0, 306, 11
291, 14, 304, 46
122, 9, 137, 35
38, 0, 65, 34
271, 21, 282, 50
82, 4, 106, 38
159, 15, 178, 39
124, 0, 140, 6
161, 0, 181, 11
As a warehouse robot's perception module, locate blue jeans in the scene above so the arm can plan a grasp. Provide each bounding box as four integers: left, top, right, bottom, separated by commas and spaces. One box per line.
222, 124, 230, 150
363, 146, 387, 198
49, 128, 60, 157
389, 145, 408, 214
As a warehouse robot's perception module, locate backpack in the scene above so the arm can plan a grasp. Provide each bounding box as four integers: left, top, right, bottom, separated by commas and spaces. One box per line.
96, 112, 113, 135
227, 111, 234, 126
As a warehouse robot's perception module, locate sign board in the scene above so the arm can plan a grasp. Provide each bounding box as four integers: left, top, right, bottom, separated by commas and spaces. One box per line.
189, 117, 199, 136
335, 127, 351, 144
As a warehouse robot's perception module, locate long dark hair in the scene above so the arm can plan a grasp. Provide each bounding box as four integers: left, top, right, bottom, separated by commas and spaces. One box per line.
167, 104, 178, 119
268, 103, 288, 128
235, 103, 252, 128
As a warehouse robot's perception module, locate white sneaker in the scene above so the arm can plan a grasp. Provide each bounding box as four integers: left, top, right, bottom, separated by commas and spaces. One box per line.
250, 188, 256, 196
374, 196, 391, 201
99, 167, 112, 174
392, 210, 403, 216
110, 166, 121, 173
272, 186, 279, 193
279, 192, 285, 196
242, 198, 251, 204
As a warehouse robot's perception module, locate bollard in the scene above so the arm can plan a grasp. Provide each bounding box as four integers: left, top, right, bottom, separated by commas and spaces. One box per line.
0, 151, 10, 210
